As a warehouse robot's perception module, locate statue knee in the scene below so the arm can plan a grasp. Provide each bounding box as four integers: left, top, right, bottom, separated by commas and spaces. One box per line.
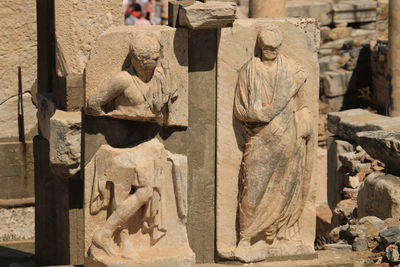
136, 187, 153, 203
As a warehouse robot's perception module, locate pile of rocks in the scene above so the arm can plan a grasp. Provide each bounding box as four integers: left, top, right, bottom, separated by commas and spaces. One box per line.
320, 108, 400, 264
285, 0, 389, 113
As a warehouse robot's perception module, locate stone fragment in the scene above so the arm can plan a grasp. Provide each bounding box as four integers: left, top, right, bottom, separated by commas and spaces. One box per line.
323, 243, 352, 251
216, 18, 319, 261
352, 237, 369, 251
286, 0, 333, 26
358, 172, 400, 220
327, 137, 355, 209
327, 109, 400, 140
380, 226, 400, 246
333, 0, 377, 25
345, 175, 360, 189
85, 26, 188, 127
356, 130, 400, 175
332, 199, 357, 226
345, 225, 368, 239
319, 55, 342, 73
359, 216, 386, 228
49, 110, 81, 178
320, 37, 353, 50
343, 187, 358, 200
0, 207, 34, 242
179, 1, 237, 29
0, 93, 37, 142
386, 245, 400, 262
322, 69, 353, 97
329, 27, 352, 41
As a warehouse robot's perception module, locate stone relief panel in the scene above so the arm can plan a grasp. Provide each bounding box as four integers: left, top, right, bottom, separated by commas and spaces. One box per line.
85, 26, 188, 127
216, 19, 320, 262
84, 139, 194, 267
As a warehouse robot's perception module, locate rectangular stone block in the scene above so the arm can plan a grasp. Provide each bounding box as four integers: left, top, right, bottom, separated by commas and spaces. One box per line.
0, 142, 34, 200
322, 70, 354, 97
327, 137, 355, 209
333, 0, 377, 24
179, 1, 237, 29
327, 108, 400, 140
216, 18, 319, 261
286, 0, 333, 26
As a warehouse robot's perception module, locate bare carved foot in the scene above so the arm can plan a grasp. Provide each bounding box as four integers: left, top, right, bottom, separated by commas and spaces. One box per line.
120, 229, 140, 259
91, 229, 118, 257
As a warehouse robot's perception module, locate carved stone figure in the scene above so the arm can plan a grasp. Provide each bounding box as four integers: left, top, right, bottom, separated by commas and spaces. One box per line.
86, 34, 176, 124
85, 139, 194, 266
233, 25, 314, 261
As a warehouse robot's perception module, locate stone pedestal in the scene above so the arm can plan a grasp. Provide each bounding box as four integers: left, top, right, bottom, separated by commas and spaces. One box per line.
249, 0, 285, 18
389, 0, 400, 116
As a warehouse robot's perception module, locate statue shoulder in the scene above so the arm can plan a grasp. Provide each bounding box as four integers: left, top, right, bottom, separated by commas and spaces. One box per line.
240, 57, 261, 73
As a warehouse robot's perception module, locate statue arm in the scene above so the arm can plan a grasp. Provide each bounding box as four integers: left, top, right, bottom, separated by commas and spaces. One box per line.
86, 71, 132, 115
256, 63, 307, 123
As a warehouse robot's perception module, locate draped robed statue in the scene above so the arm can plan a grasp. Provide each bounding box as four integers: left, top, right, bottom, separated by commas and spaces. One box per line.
233, 25, 314, 260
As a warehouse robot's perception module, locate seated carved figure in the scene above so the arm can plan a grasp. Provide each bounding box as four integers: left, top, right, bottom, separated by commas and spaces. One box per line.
86, 34, 176, 123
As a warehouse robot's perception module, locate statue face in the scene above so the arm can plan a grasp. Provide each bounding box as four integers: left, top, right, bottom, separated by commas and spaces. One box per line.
261, 44, 278, 61
131, 52, 160, 73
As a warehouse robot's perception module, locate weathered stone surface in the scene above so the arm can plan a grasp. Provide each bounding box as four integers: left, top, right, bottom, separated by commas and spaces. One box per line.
370, 40, 389, 114
358, 172, 400, 220
327, 137, 355, 209
333, 0, 377, 25
85, 26, 188, 127
250, 0, 285, 18
315, 147, 328, 205
352, 237, 369, 251
380, 226, 400, 246
332, 199, 357, 226
55, 0, 122, 77
322, 69, 353, 97
36, 93, 56, 140
356, 130, 400, 175
0, 142, 34, 200
49, 111, 81, 178
319, 55, 342, 73
0, 93, 37, 142
0, 207, 34, 242
84, 139, 194, 266
0, 0, 37, 105
327, 109, 400, 140
388, 0, 400, 116
216, 18, 319, 262
179, 1, 237, 29
359, 216, 385, 228
286, 0, 332, 26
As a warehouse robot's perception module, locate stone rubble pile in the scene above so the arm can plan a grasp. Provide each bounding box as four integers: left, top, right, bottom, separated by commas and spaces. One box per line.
320, 108, 400, 265
285, 0, 389, 113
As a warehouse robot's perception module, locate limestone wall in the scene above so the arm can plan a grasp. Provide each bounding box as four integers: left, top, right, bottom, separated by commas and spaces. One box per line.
0, 0, 38, 141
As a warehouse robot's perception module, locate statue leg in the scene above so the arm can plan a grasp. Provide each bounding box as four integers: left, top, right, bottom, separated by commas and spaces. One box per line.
91, 186, 153, 257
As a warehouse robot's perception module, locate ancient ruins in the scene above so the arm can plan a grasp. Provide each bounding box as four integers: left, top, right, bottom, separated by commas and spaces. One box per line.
0, 0, 400, 266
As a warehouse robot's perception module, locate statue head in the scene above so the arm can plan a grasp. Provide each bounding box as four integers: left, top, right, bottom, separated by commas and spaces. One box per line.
130, 34, 161, 76
258, 26, 283, 62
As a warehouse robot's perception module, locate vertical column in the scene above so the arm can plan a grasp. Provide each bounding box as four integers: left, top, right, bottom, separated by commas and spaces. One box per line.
389, 0, 400, 116
187, 29, 217, 263
249, 0, 285, 18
